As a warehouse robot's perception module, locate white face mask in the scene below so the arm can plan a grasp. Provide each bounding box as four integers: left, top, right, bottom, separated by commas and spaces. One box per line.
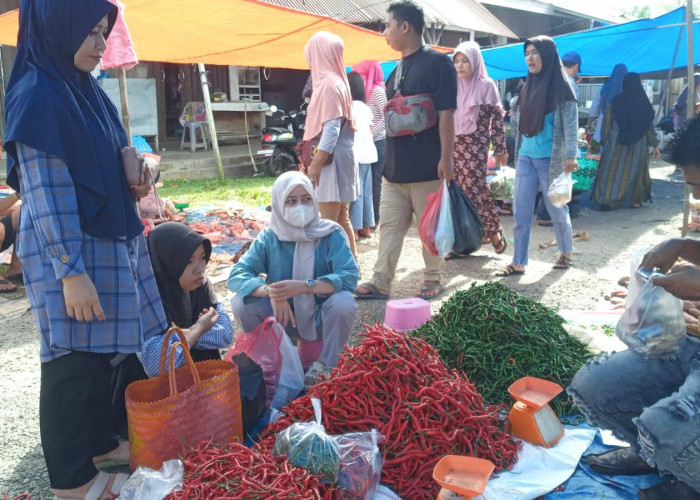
283, 203, 315, 228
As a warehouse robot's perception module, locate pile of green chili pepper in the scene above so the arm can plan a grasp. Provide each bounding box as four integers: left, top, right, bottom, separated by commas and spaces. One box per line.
412, 282, 593, 416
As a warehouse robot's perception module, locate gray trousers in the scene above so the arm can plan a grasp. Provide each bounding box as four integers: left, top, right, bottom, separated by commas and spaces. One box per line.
231, 291, 357, 368
568, 336, 700, 492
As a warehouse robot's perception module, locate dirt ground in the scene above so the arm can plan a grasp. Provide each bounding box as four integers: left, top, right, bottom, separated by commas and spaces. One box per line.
0, 158, 692, 497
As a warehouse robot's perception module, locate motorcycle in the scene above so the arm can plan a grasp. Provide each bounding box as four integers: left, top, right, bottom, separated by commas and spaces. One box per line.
256, 100, 307, 177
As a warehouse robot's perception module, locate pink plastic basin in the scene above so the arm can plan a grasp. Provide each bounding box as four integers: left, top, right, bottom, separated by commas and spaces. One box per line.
384, 298, 432, 332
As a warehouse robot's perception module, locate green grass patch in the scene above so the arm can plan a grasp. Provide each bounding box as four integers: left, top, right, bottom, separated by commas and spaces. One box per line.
158, 176, 275, 209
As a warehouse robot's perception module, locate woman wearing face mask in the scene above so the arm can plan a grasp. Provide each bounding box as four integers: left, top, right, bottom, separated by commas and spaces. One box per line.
497, 36, 578, 277
3, 0, 168, 497
228, 171, 359, 382
451, 41, 508, 257
303, 32, 358, 260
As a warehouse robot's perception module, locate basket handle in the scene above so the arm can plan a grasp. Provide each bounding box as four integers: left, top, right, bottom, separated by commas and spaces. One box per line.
158, 327, 188, 376
167, 341, 201, 397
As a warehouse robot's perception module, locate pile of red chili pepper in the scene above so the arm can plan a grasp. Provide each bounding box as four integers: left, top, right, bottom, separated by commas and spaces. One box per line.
257, 325, 521, 499
166, 441, 330, 499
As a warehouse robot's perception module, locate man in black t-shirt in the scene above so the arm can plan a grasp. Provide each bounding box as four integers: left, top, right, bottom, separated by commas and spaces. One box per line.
356, 0, 457, 300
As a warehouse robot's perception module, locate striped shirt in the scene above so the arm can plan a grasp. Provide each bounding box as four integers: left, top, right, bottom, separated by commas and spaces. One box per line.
368, 86, 387, 142
137, 301, 234, 378
15, 144, 168, 362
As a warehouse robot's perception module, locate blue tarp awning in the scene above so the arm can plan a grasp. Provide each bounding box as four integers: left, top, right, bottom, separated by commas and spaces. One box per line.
482, 7, 699, 80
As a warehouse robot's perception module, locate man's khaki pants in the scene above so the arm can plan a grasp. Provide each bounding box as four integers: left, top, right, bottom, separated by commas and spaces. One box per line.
371, 179, 444, 291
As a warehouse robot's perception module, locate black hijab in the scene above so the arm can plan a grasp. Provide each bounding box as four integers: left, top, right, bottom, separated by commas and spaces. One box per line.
518, 36, 576, 137
612, 73, 655, 146
147, 222, 217, 329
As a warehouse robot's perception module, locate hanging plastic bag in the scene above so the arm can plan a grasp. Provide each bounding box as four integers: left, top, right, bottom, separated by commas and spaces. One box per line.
418, 182, 443, 256
547, 172, 575, 208
118, 459, 183, 500
337, 429, 384, 500
615, 248, 686, 355
434, 180, 455, 257
448, 180, 483, 256
225, 316, 304, 409
273, 398, 341, 484
488, 167, 516, 200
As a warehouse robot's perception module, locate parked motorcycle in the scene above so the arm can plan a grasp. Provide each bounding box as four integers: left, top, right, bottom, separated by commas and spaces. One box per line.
256, 101, 307, 177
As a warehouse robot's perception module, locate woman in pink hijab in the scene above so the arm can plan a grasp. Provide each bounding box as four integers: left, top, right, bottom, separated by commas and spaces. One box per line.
452, 41, 508, 257
304, 31, 358, 260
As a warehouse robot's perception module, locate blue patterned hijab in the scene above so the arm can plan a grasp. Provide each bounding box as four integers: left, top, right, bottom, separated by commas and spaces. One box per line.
4, 0, 143, 241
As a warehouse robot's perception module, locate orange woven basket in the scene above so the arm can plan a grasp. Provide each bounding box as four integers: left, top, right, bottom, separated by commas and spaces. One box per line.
126, 327, 243, 470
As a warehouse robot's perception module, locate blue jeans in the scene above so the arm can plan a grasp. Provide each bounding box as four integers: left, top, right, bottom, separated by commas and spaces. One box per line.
568, 337, 700, 493
350, 163, 375, 230
513, 155, 573, 266
371, 138, 386, 224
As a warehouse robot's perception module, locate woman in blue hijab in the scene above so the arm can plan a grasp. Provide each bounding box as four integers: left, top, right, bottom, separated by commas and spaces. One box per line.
587, 63, 628, 146
4, 0, 167, 497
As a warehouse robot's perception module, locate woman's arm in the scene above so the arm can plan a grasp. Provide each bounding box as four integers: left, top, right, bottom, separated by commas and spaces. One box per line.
189, 302, 234, 350
488, 105, 508, 160
561, 101, 579, 173
315, 230, 360, 294
369, 88, 387, 137
308, 118, 342, 188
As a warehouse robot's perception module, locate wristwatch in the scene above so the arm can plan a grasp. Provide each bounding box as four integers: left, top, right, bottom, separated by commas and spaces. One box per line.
305, 279, 316, 289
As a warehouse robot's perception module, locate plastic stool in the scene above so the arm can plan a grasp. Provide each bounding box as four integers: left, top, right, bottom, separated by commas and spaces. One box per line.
384, 298, 432, 332
180, 122, 208, 152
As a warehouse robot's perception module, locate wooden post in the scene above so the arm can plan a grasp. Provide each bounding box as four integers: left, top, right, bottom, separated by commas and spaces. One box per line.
118, 67, 132, 147
683, 0, 694, 237
198, 63, 225, 181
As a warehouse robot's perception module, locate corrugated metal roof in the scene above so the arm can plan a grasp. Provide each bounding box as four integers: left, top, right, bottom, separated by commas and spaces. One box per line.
260, 0, 518, 39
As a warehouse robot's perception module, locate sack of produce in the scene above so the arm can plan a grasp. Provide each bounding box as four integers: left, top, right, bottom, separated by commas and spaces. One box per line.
547, 172, 575, 208
448, 180, 483, 256
336, 430, 383, 499
616, 249, 686, 355
273, 398, 341, 484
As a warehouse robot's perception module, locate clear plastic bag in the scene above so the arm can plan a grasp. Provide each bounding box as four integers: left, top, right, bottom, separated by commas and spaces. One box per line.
488, 167, 515, 200
118, 459, 183, 500
547, 172, 575, 208
273, 398, 341, 484
337, 429, 383, 500
271, 328, 305, 409
615, 248, 686, 355
434, 180, 455, 258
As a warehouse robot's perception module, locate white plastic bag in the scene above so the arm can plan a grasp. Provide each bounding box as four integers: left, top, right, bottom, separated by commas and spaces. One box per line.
615, 248, 686, 355
270, 325, 305, 409
118, 459, 183, 500
434, 180, 455, 258
547, 172, 575, 208
488, 166, 516, 200
337, 429, 383, 499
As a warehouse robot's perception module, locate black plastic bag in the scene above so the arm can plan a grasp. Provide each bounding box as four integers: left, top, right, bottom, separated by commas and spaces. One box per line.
448, 180, 483, 255
231, 352, 267, 437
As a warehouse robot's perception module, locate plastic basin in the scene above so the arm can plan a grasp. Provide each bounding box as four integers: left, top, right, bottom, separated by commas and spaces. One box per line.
433, 455, 495, 497
383, 298, 431, 332
508, 376, 563, 409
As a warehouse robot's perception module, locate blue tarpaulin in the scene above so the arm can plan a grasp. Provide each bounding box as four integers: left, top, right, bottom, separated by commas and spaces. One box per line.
482, 7, 699, 79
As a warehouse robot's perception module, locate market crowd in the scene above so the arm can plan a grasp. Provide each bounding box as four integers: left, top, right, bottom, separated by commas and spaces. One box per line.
3, 0, 699, 498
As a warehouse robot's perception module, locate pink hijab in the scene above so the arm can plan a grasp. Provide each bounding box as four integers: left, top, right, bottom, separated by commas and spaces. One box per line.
453, 41, 501, 136
303, 32, 354, 140
352, 60, 385, 103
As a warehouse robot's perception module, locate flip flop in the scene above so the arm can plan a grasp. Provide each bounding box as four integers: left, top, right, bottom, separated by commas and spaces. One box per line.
5, 273, 23, 285
94, 442, 130, 471
495, 264, 525, 277
54, 471, 129, 500
416, 282, 445, 300
492, 229, 507, 254
0, 277, 17, 294
445, 252, 468, 260
355, 282, 389, 300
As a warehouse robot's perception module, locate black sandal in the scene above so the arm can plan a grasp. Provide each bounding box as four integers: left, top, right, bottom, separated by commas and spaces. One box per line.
553, 255, 573, 269
495, 264, 524, 277
492, 229, 507, 254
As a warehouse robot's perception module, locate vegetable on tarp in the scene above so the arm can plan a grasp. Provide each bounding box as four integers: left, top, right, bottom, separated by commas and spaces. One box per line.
412, 282, 593, 416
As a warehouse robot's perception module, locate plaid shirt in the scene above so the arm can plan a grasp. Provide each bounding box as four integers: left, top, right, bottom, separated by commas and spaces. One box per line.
15, 144, 167, 362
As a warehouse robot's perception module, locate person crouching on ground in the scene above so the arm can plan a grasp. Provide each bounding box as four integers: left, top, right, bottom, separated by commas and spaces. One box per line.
567, 116, 700, 500
229, 171, 359, 385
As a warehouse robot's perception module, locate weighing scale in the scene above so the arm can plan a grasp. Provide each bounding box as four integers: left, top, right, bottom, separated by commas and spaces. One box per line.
507, 376, 565, 448
433, 455, 495, 500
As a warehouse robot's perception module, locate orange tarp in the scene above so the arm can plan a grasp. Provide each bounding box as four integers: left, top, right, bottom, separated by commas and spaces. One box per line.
0, 0, 410, 69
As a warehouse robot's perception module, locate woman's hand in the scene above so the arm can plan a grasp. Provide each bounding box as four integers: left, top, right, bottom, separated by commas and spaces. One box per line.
271, 299, 296, 328
494, 153, 509, 167
307, 150, 331, 188
196, 307, 219, 330
62, 273, 105, 322
564, 158, 579, 174
269, 280, 306, 301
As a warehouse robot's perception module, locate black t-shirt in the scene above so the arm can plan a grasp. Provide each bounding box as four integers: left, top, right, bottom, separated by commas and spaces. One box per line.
384, 46, 457, 184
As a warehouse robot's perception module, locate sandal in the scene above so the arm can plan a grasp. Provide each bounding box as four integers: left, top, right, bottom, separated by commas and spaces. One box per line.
5, 273, 23, 285
554, 255, 573, 269
94, 442, 130, 470
416, 281, 445, 300
355, 282, 389, 300
492, 230, 507, 254
495, 264, 524, 277
54, 471, 129, 500
445, 252, 468, 260
0, 277, 17, 294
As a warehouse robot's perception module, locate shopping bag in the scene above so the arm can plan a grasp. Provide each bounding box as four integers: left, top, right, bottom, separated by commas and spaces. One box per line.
126, 328, 243, 470
433, 181, 455, 258
418, 181, 445, 257
548, 172, 576, 208
448, 180, 483, 255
